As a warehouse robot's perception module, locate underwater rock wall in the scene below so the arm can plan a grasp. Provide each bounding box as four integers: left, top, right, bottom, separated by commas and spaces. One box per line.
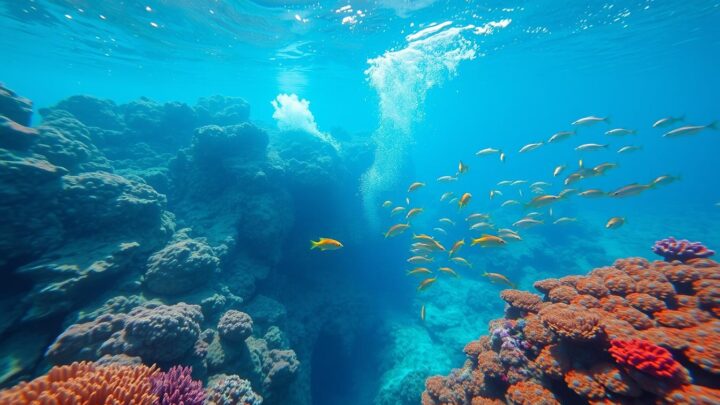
0, 83, 373, 405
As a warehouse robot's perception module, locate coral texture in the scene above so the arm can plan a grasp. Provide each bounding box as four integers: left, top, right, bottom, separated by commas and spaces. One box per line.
217, 310, 254, 343
653, 236, 715, 263
150, 365, 205, 405
206, 374, 263, 405
608, 339, 683, 379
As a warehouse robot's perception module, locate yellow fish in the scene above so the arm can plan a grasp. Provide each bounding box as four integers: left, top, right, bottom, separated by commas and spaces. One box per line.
606, 217, 626, 229
406, 208, 424, 220
408, 182, 425, 192
421, 304, 426, 321
439, 267, 459, 278
449, 239, 465, 257
407, 267, 432, 276
482, 272, 516, 288
458, 193, 472, 209
310, 238, 343, 251
450, 257, 472, 267
527, 195, 560, 208
578, 189, 605, 198
417, 277, 438, 291
439, 218, 455, 226
458, 160, 469, 175
471, 234, 506, 247
385, 223, 410, 238
382, 200, 392, 208
412, 234, 436, 242
408, 255, 434, 264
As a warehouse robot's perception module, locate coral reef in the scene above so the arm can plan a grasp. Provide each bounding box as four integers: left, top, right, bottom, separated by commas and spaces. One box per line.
206, 374, 263, 405
423, 247, 720, 404
653, 236, 715, 263
218, 310, 254, 343
150, 365, 205, 405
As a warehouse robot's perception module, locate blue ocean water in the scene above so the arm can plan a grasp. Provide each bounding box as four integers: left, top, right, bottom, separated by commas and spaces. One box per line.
1, 0, 719, 404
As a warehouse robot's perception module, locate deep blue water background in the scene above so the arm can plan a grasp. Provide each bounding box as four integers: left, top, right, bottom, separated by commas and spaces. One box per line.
2, 1, 720, 404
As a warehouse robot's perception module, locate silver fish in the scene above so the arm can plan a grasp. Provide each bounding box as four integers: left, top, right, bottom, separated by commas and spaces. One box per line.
572, 116, 609, 126
605, 128, 636, 136
663, 122, 717, 137
652, 116, 684, 128
519, 142, 543, 153
575, 143, 609, 151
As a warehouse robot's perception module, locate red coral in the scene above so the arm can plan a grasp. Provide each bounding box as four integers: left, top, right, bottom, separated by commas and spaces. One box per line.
608, 339, 683, 379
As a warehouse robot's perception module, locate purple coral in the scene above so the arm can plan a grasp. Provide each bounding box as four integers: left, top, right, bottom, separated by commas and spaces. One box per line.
150, 365, 205, 405
652, 237, 715, 262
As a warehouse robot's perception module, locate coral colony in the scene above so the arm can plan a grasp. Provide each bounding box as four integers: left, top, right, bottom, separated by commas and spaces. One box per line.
653, 237, 715, 263
422, 242, 720, 404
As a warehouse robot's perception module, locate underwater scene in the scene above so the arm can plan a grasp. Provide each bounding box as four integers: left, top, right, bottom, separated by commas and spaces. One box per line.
1, 0, 719, 404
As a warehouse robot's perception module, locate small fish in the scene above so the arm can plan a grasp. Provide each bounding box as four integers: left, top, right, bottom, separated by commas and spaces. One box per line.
498, 228, 518, 235
499, 152, 506, 163
450, 257, 472, 267
592, 162, 618, 176
476, 147, 501, 156
553, 217, 578, 224
501, 200, 521, 207
385, 223, 410, 238
408, 255, 434, 264
652, 116, 684, 128
553, 165, 566, 177
547, 130, 575, 143
439, 218, 455, 226
519, 142, 543, 153
407, 267, 433, 275
406, 207, 424, 220
482, 272, 516, 288
471, 234, 506, 247
449, 239, 465, 257
458, 192, 472, 209
501, 233, 523, 242
662, 122, 717, 137
531, 187, 545, 195
606, 217, 626, 229
310, 238, 343, 251
610, 183, 651, 198
449, 198, 458, 204
489, 190, 503, 200
578, 189, 605, 198
511, 180, 527, 186
617, 145, 643, 154
526, 195, 560, 208
433, 227, 448, 236
420, 304, 426, 321
440, 191, 455, 202
437, 175, 458, 183
391, 206, 406, 216
513, 218, 543, 228
526, 211, 542, 217
406, 197, 410, 205
470, 222, 494, 230
575, 143, 609, 151
382, 200, 392, 208
652, 175, 680, 187
518, 189, 524, 197
572, 116, 609, 126
417, 277, 438, 291
531, 181, 551, 188
558, 188, 578, 199
408, 182, 426, 192
564, 173, 584, 186
497, 180, 513, 186
412, 234, 436, 243
605, 128, 637, 136
439, 267, 459, 278
458, 161, 469, 175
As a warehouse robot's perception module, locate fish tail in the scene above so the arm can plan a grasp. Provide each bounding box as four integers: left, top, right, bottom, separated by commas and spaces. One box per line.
604, 116, 611, 124
310, 240, 319, 250
708, 120, 718, 130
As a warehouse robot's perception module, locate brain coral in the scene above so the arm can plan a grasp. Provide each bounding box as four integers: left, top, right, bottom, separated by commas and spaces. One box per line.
145, 233, 220, 295
423, 245, 720, 404
217, 310, 254, 343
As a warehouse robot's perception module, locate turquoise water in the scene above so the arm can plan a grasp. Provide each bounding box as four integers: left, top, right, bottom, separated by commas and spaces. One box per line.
1, 1, 719, 404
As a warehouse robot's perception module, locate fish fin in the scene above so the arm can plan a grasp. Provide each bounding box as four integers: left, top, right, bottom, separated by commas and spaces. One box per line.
310, 240, 319, 250
605, 116, 611, 124
708, 121, 718, 130
481, 234, 493, 238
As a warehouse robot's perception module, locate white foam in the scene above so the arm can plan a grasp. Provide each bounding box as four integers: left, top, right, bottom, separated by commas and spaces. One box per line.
473, 19, 512, 35
405, 21, 452, 42
271, 93, 340, 151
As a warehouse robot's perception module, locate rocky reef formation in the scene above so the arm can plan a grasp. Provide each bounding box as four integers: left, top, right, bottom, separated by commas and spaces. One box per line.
422, 242, 720, 404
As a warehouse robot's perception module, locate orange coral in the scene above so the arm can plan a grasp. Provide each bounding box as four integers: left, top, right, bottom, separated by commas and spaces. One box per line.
638, 327, 688, 350
533, 344, 569, 379
564, 369, 606, 399
506, 381, 559, 405
625, 292, 666, 313
570, 294, 600, 309
522, 314, 555, 347
0, 361, 158, 405
658, 263, 701, 284
533, 278, 561, 294
654, 309, 699, 328
635, 279, 676, 300
611, 306, 655, 330
590, 363, 641, 397
501, 290, 543, 313
547, 286, 578, 303
693, 279, 720, 308
539, 303, 600, 340
575, 277, 609, 298
598, 295, 627, 311
603, 275, 636, 295
476, 351, 504, 379
471, 397, 504, 405
660, 384, 720, 405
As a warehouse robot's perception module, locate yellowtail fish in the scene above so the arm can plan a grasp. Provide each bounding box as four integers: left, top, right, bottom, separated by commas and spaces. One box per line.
482, 272, 516, 288
501, 233, 523, 242
408, 255, 433, 264
450, 257, 472, 267
564, 173, 583, 186
617, 145, 643, 154
391, 206, 406, 216
497, 180, 513, 186
652, 175, 680, 186
408, 182, 425, 192
558, 188, 578, 198
471, 234, 506, 247
575, 143, 609, 151
572, 116, 609, 126
501, 200, 521, 207
553, 165, 566, 177
652, 116, 684, 128
421, 304, 426, 321
592, 162, 618, 176
469, 222, 494, 230
437, 175, 458, 183
310, 238, 343, 251
663, 122, 717, 137
413, 234, 436, 242
606, 217, 626, 229
526, 195, 560, 208
610, 183, 651, 198
458, 161, 469, 174
417, 277, 438, 291
519, 142, 543, 153
553, 217, 577, 224
449, 239, 465, 257
439, 267, 459, 278
605, 128, 637, 136
513, 218, 543, 228
385, 223, 410, 238
433, 227, 448, 236
511, 180, 527, 186
406, 208, 424, 220
547, 130, 575, 143
439, 218, 455, 226
578, 189, 605, 198
440, 191, 455, 202
458, 192, 472, 209
407, 267, 432, 275
500, 152, 506, 163
382, 200, 392, 208
476, 147, 501, 156
531, 181, 552, 188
